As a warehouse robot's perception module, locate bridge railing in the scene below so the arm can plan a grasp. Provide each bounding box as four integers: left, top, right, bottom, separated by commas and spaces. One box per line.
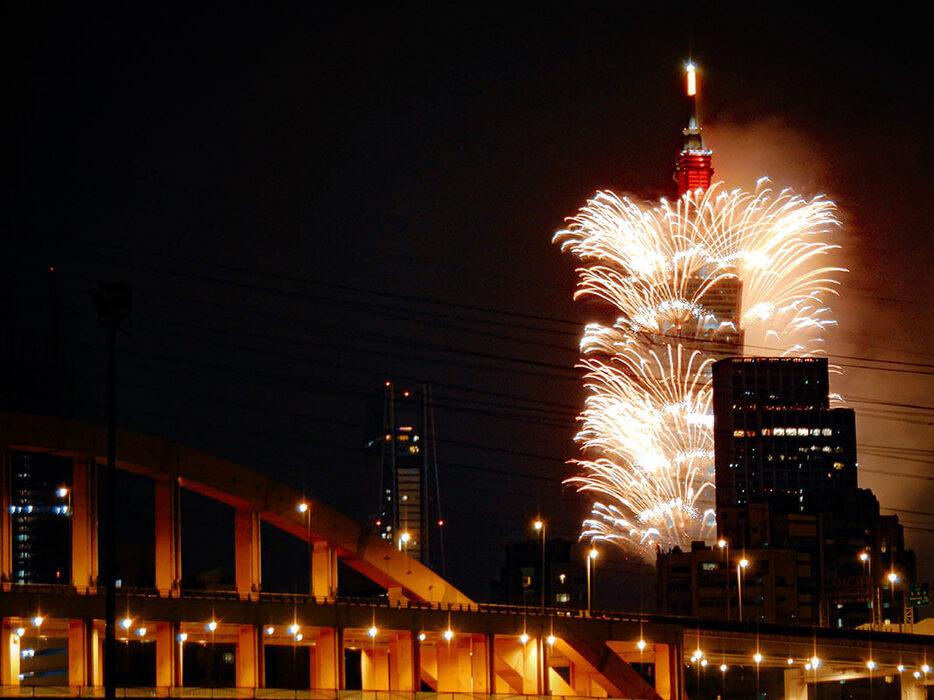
0, 689, 636, 700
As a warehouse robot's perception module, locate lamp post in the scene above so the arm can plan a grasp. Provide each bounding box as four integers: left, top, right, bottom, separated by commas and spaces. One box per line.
737, 558, 749, 622
859, 551, 873, 628
718, 539, 730, 620
298, 502, 311, 595
533, 519, 545, 610
586, 547, 599, 613
90, 281, 131, 700
888, 571, 900, 630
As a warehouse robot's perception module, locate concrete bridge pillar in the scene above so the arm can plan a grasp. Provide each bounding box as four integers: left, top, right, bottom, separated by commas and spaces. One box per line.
1, 622, 21, 688
71, 458, 98, 592
0, 449, 11, 586
236, 624, 259, 688
311, 627, 340, 689
312, 541, 338, 598
388, 631, 415, 691
154, 477, 181, 596
362, 645, 390, 690
234, 510, 261, 600
67, 619, 87, 686
900, 672, 927, 700
154, 622, 176, 689
783, 668, 808, 700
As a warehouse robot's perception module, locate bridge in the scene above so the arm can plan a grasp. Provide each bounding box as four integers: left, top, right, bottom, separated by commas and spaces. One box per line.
1, 412, 932, 698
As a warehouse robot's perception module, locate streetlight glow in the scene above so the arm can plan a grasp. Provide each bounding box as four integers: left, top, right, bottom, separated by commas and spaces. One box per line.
367, 626, 378, 638
31, 616, 43, 628
753, 652, 763, 664
120, 618, 132, 630
443, 628, 454, 641
519, 633, 530, 644
297, 502, 309, 514
206, 621, 217, 632
637, 639, 647, 651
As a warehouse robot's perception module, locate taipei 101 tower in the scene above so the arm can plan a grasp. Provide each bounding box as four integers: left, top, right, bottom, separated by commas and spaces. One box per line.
674, 63, 713, 196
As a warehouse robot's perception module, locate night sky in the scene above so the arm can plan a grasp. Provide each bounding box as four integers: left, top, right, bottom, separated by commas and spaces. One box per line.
7, 3, 933, 603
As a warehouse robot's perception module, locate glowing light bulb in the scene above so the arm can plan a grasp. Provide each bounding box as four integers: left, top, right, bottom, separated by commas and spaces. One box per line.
265, 626, 274, 635
719, 663, 728, 672
368, 626, 378, 638
206, 621, 217, 632
288, 623, 299, 636
753, 653, 763, 664
519, 633, 529, 644
637, 639, 647, 651
547, 635, 556, 645
32, 616, 43, 627
443, 629, 454, 641
120, 618, 132, 630
177, 633, 188, 643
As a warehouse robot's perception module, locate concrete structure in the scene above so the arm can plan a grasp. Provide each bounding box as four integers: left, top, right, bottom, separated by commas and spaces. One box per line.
0, 412, 678, 697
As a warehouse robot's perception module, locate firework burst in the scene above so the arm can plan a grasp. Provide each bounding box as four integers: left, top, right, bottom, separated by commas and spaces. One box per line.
555, 180, 844, 557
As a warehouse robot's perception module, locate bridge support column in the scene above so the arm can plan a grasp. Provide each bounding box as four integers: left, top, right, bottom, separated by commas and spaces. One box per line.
155, 622, 176, 689
654, 643, 672, 700
234, 510, 261, 600
437, 634, 486, 692
783, 669, 808, 700
312, 541, 338, 598
311, 627, 340, 689
901, 670, 927, 700
0, 449, 11, 586
154, 477, 181, 597
236, 624, 258, 689
68, 620, 87, 686
1, 623, 20, 688
388, 631, 414, 691
362, 646, 389, 690
71, 458, 98, 592
90, 623, 102, 686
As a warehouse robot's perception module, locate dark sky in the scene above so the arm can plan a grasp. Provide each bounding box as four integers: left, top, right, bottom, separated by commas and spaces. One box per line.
7, 3, 933, 602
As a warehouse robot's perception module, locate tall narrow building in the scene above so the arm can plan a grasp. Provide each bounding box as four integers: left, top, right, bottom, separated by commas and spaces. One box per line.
372, 383, 442, 570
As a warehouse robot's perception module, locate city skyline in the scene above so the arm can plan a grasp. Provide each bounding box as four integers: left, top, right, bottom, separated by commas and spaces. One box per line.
6, 3, 933, 601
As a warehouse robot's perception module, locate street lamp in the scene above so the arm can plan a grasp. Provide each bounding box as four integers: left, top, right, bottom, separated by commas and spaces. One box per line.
888, 571, 900, 628
298, 502, 311, 595
90, 281, 132, 700
859, 551, 874, 627
586, 547, 599, 612
718, 539, 731, 619
532, 519, 546, 609
737, 558, 749, 622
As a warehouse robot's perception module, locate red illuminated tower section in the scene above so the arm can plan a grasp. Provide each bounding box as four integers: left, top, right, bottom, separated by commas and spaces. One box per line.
674, 62, 713, 196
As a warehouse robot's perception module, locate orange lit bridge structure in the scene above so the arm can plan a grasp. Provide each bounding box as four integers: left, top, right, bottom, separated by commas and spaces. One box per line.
0, 413, 681, 698
2, 412, 934, 699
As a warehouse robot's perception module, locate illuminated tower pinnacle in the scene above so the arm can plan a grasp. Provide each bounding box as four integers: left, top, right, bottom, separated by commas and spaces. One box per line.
674, 62, 713, 196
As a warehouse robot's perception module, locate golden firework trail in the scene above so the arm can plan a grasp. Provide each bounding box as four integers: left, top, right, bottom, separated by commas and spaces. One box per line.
555, 180, 844, 557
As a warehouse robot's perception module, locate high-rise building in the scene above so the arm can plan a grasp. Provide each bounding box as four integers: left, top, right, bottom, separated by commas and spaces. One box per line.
372, 383, 442, 570
658, 357, 915, 627
712, 357, 857, 514
7, 450, 72, 584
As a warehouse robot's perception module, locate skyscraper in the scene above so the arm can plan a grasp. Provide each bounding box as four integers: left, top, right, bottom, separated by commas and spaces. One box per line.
658, 356, 915, 627
372, 383, 442, 570
712, 357, 857, 514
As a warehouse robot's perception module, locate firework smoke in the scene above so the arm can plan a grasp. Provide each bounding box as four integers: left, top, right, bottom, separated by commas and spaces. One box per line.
555, 180, 843, 557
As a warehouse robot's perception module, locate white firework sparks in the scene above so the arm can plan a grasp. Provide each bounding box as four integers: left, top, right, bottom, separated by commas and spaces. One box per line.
555, 180, 844, 557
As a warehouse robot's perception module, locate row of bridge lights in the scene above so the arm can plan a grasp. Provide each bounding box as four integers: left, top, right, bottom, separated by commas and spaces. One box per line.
688, 646, 932, 677
17, 617, 931, 678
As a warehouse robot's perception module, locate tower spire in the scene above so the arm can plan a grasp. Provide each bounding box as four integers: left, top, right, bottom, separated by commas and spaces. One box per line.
674, 61, 713, 196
